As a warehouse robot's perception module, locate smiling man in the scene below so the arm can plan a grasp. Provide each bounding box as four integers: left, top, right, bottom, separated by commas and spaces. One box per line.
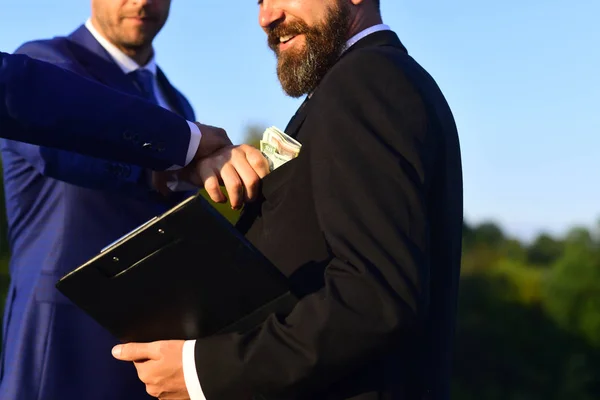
113, 1, 464, 399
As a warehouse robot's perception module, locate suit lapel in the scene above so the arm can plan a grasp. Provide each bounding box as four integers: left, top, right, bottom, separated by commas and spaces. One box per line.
65, 25, 141, 96
66, 25, 193, 120
156, 68, 189, 119
284, 96, 312, 138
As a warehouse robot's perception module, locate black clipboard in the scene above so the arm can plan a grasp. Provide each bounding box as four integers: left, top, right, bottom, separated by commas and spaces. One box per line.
55, 193, 297, 343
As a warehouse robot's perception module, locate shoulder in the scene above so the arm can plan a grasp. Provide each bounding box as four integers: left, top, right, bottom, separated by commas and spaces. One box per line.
15, 36, 73, 65
319, 43, 416, 94
307, 43, 429, 140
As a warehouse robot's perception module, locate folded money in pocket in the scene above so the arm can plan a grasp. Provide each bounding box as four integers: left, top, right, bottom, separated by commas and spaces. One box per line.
260, 126, 302, 171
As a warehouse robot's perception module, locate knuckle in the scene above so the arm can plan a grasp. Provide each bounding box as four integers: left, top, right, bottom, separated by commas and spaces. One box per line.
231, 146, 244, 157
247, 151, 266, 169
204, 180, 220, 193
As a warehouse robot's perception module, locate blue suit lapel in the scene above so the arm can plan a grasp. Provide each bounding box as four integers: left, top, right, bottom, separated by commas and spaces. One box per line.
156, 67, 193, 120
66, 25, 140, 96
67, 25, 193, 120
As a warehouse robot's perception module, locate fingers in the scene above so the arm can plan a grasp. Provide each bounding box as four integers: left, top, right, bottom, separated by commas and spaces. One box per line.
243, 145, 271, 179
220, 162, 244, 209
112, 342, 160, 362
198, 165, 227, 204
184, 144, 271, 207
230, 152, 261, 203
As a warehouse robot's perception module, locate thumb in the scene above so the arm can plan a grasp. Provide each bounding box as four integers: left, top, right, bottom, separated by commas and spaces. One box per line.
112, 343, 153, 362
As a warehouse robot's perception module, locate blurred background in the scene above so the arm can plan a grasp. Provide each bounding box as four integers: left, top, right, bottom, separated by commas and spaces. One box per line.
1, 0, 599, 398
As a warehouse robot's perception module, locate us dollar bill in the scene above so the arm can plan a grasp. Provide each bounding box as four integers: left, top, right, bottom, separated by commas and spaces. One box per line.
260, 127, 301, 171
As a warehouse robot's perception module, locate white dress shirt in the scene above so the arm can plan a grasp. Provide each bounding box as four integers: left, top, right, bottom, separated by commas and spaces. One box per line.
85, 19, 201, 170
181, 23, 392, 400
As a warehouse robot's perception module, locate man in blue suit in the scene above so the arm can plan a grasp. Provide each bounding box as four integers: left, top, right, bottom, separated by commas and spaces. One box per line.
0, 1, 267, 399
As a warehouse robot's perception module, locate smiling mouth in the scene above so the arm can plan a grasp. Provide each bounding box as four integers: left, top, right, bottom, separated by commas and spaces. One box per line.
279, 34, 297, 44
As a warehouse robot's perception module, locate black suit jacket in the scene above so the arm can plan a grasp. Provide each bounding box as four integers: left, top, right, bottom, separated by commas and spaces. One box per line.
194, 30, 463, 400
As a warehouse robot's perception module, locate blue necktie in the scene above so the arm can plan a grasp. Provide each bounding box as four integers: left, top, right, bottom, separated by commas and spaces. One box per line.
129, 69, 159, 105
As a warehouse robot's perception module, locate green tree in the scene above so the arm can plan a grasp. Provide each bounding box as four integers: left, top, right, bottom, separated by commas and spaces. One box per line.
542, 226, 600, 347
527, 233, 564, 267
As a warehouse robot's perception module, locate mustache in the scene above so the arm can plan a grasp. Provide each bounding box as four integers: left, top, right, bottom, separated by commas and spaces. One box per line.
267, 21, 310, 48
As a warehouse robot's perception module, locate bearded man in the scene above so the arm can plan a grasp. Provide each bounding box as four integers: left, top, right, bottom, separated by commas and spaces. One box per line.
113, 1, 464, 399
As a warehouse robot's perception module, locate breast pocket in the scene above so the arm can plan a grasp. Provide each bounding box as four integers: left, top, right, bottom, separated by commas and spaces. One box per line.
261, 156, 301, 204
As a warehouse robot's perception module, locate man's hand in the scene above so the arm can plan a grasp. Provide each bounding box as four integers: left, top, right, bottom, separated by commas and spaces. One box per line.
192, 122, 232, 160
180, 144, 270, 209
151, 122, 233, 197
151, 124, 270, 208
112, 340, 189, 400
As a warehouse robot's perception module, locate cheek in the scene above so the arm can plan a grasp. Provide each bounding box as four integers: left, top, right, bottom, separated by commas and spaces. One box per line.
285, 0, 321, 23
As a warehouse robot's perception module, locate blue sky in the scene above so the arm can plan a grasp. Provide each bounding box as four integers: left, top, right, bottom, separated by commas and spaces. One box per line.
1, 0, 598, 241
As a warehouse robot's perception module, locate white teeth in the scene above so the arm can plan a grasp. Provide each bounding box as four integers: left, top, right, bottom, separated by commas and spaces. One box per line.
279, 35, 294, 43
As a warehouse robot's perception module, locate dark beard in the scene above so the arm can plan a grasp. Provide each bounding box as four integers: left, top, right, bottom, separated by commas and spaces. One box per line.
267, 3, 351, 98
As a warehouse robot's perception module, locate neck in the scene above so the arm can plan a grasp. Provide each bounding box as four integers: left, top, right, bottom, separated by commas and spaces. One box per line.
119, 46, 153, 66
347, 12, 383, 39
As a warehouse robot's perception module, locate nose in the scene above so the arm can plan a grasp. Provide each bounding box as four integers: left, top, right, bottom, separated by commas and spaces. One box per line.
259, 1, 285, 30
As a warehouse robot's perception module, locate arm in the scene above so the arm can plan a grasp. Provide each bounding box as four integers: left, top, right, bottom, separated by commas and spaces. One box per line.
190, 50, 437, 399
0, 50, 196, 171
0, 50, 194, 173
2, 43, 194, 194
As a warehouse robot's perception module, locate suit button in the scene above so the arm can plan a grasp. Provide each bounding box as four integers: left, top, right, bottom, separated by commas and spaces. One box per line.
142, 142, 153, 149
105, 163, 117, 176
123, 130, 133, 140
156, 143, 165, 152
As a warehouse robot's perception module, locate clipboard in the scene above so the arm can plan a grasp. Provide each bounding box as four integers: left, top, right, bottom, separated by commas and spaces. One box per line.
55, 193, 297, 343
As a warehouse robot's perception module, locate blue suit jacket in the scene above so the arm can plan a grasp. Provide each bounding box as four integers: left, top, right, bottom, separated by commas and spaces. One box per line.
0, 26, 196, 400
0, 51, 194, 171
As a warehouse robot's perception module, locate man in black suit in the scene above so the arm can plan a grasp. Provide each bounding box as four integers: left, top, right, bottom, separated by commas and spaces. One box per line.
113, 1, 463, 399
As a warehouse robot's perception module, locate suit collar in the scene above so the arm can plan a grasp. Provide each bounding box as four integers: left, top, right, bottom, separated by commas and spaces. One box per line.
67, 25, 140, 93
66, 24, 191, 119
343, 29, 407, 55
285, 29, 407, 137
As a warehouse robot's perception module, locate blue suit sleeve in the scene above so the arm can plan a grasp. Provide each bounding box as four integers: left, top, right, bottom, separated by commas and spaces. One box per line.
0, 49, 192, 172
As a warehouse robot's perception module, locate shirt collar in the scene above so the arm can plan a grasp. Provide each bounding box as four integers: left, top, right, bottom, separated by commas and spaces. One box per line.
84, 18, 157, 75
343, 23, 391, 54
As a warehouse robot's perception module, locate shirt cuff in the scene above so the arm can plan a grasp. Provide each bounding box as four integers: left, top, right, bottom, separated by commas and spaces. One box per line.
182, 340, 207, 400
185, 121, 202, 166
166, 121, 202, 171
